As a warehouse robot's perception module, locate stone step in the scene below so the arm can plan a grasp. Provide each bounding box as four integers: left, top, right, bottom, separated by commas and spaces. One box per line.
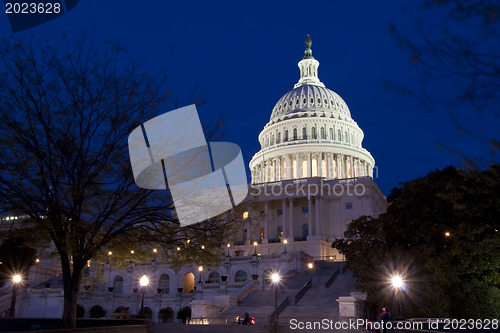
154, 323, 363, 333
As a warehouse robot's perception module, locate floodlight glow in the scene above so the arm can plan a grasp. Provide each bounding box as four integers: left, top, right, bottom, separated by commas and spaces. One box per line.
12, 275, 21, 283
139, 275, 149, 287
271, 273, 280, 284
307, 263, 313, 269
391, 275, 403, 289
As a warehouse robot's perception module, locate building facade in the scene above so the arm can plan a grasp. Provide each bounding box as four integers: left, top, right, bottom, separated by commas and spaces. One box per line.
3, 36, 386, 322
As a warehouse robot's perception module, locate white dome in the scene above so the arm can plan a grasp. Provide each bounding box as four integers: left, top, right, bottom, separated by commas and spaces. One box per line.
249, 36, 375, 184
269, 85, 352, 124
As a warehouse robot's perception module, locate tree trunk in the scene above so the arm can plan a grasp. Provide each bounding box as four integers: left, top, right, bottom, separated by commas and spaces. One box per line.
60, 253, 86, 328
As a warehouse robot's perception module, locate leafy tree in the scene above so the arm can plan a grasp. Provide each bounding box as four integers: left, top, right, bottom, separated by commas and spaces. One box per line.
389, 1, 500, 166
333, 165, 500, 318
0, 36, 240, 328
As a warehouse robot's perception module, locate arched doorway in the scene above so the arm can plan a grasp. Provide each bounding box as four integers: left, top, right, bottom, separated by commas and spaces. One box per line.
182, 272, 195, 293
158, 307, 174, 323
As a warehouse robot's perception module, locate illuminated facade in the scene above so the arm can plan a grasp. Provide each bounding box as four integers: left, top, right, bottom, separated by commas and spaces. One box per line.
3, 36, 386, 323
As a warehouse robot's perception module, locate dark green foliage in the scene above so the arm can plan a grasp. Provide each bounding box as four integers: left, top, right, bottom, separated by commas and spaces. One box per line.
333, 165, 500, 319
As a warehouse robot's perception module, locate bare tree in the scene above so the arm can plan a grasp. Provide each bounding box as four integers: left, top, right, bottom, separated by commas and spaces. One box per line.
0, 36, 238, 328
389, 1, 500, 167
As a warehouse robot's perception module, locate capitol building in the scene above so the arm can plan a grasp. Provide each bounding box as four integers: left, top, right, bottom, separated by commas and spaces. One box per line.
1, 36, 386, 324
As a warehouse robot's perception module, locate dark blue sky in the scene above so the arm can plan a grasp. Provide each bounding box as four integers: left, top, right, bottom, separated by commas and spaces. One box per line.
0, 1, 481, 196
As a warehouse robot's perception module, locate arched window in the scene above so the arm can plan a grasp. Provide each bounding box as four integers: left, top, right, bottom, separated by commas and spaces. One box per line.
265, 137, 269, 147
320, 127, 325, 139
158, 274, 170, 294
338, 130, 342, 141
345, 131, 348, 143
302, 224, 309, 239
113, 275, 124, 294
235, 270, 248, 283
271, 135, 275, 146
312, 127, 317, 139
302, 127, 307, 139
329, 128, 334, 140
284, 130, 289, 142
277, 132, 281, 144
293, 128, 298, 140
208, 272, 220, 284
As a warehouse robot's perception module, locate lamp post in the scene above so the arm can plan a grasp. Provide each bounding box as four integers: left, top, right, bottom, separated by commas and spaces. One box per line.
8, 274, 21, 318
253, 241, 258, 255
139, 275, 149, 318
391, 274, 405, 320
271, 273, 280, 332
283, 239, 287, 253
198, 265, 203, 283
226, 243, 231, 257
307, 262, 313, 282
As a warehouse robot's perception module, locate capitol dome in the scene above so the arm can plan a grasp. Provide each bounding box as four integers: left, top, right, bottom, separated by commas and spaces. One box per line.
249, 35, 375, 184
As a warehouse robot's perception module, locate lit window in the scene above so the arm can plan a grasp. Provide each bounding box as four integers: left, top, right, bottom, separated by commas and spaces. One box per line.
243, 211, 249, 219
235, 270, 248, 283
302, 160, 307, 178
312, 158, 318, 177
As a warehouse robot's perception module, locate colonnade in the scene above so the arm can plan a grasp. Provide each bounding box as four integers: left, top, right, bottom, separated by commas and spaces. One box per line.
251, 152, 371, 184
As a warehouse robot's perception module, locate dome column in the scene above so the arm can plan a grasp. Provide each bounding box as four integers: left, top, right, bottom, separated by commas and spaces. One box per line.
296, 153, 301, 178
307, 153, 312, 178
318, 152, 323, 178
286, 155, 292, 179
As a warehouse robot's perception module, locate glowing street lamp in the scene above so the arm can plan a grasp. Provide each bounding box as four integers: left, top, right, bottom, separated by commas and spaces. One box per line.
253, 241, 258, 255
307, 262, 314, 280
226, 243, 231, 257
198, 266, 203, 283
9, 274, 22, 317
139, 275, 149, 318
283, 239, 288, 253
271, 273, 281, 330
391, 274, 405, 320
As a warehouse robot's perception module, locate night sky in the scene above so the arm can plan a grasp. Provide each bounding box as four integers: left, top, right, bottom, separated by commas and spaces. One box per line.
0, 1, 485, 196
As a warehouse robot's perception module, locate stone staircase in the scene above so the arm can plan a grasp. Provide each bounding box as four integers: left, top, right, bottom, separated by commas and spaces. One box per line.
215, 261, 355, 327
279, 262, 357, 323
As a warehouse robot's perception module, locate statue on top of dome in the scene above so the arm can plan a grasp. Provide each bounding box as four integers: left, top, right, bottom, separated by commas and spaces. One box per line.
304, 34, 314, 59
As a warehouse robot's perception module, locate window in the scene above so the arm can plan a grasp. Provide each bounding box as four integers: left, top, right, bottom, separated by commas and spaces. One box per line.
345, 203, 353, 210
289, 100, 293, 106
293, 128, 298, 140
302, 127, 307, 139
113, 275, 124, 294
243, 211, 248, 219
302, 160, 308, 178
296, 98, 299, 105
277, 209, 283, 216
260, 211, 265, 217
312, 127, 317, 139
312, 158, 317, 177
338, 130, 342, 141
345, 131, 348, 143
235, 270, 248, 283
277, 226, 283, 240
320, 127, 325, 139
303, 98, 306, 104
302, 224, 309, 238
158, 274, 170, 294
302, 207, 308, 214
310, 97, 313, 103
271, 135, 275, 146
317, 98, 321, 104
277, 132, 281, 144
207, 272, 220, 284
329, 128, 334, 140
284, 130, 289, 142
